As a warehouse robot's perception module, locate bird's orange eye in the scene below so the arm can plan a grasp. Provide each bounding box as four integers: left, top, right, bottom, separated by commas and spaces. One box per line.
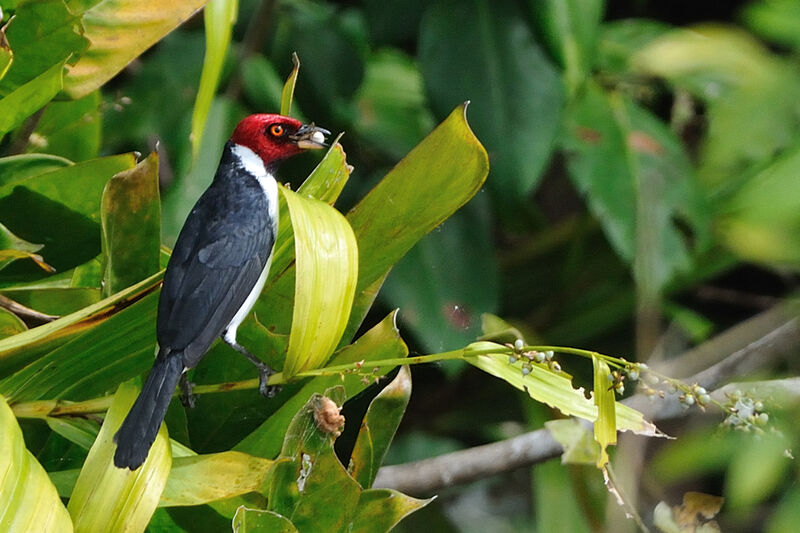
269, 124, 285, 137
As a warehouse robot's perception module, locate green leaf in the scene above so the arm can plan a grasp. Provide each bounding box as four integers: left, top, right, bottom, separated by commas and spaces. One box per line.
465, 342, 662, 437
595, 19, 671, 76
46, 416, 99, 451
0, 153, 73, 187
0, 58, 65, 136
592, 355, 616, 467
280, 52, 299, 117
632, 26, 800, 188
232, 507, 298, 533
0, 153, 136, 222
344, 103, 488, 340
0, 290, 158, 402
64, 0, 209, 98
527, 0, 603, 97
241, 56, 286, 117
281, 187, 358, 377
419, 0, 563, 199
0, 269, 160, 376
380, 195, 498, 352
348, 365, 411, 488
718, 141, 800, 266
100, 152, 161, 297
68, 381, 171, 531
0, 221, 51, 273
726, 422, 791, 509
0, 307, 26, 340
191, 0, 237, 159
0, 394, 72, 532
348, 489, 433, 533
27, 91, 101, 161
0, 0, 86, 97
353, 49, 434, 159
545, 418, 601, 465
561, 83, 709, 293
235, 311, 407, 460
159, 451, 272, 508
743, 0, 800, 50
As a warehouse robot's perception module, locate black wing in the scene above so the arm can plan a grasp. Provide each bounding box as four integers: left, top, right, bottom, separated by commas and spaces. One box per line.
157, 162, 274, 367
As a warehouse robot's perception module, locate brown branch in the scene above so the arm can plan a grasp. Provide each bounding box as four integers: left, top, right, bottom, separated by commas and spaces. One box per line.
373, 305, 800, 495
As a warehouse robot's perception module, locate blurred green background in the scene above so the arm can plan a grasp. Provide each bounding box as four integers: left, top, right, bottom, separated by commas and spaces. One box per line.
4, 0, 800, 531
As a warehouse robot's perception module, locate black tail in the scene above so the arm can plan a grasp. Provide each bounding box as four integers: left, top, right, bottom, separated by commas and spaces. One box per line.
113, 352, 183, 470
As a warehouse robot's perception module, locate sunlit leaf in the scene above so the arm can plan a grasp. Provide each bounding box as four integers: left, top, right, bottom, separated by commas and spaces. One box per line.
0, 0, 86, 97
281, 187, 358, 377
159, 451, 272, 507
100, 152, 161, 297
232, 507, 298, 533
465, 342, 662, 437
545, 419, 601, 465
67, 381, 171, 532
348, 365, 411, 488
280, 52, 300, 117
0, 394, 72, 532
64, 0, 208, 98
0, 22, 12, 81
344, 103, 489, 340
0, 59, 65, 136
420, 0, 562, 199
592, 355, 616, 467
191, 0, 238, 159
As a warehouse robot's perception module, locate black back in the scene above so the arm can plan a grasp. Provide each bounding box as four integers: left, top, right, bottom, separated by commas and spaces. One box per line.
157, 142, 275, 367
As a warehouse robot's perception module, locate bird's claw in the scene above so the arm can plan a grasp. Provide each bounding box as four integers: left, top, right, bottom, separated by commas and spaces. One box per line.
255, 362, 280, 398
179, 375, 196, 408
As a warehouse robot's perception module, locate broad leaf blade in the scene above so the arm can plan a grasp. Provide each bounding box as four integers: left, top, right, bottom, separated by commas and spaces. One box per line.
0, 59, 65, 136
100, 152, 161, 297
348, 365, 411, 489
344, 103, 489, 339
68, 381, 171, 532
159, 451, 272, 507
64, 0, 208, 98
0, 394, 72, 532
348, 489, 433, 533
0, 308, 26, 340
419, 0, 562, 199
191, 0, 238, 158
281, 188, 358, 377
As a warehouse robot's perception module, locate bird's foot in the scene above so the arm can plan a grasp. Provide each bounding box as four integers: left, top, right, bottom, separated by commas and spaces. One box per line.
255, 361, 280, 398
179, 374, 196, 408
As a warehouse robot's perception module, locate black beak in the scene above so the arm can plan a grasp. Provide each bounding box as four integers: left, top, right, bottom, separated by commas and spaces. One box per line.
291, 123, 331, 149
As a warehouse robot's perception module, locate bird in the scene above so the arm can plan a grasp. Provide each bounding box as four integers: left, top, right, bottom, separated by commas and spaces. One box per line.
113, 114, 329, 470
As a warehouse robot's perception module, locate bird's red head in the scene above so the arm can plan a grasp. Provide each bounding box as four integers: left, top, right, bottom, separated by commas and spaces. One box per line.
231, 114, 329, 166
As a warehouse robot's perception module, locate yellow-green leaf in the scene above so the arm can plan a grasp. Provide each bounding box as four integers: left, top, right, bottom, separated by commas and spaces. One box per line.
465, 342, 661, 437
0, 23, 12, 82
280, 188, 358, 378
233, 507, 298, 533
0, 394, 72, 532
0, 308, 26, 340
159, 451, 272, 507
280, 52, 300, 117
191, 0, 238, 158
592, 355, 616, 467
64, 0, 209, 98
68, 381, 171, 532
0, 59, 65, 136
100, 152, 161, 297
